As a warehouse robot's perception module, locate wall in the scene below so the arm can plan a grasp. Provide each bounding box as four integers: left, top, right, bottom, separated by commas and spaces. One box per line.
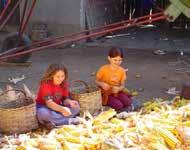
26, 0, 81, 36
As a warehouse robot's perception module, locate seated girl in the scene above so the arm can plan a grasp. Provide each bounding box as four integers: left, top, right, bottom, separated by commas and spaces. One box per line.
36, 64, 80, 128
95, 47, 133, 112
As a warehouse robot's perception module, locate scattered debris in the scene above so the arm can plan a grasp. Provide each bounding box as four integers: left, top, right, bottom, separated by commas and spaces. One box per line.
159, 37, 169, 41
139, 24, 156, 28
91, 71, 96, 76
131, 91, 139, 96
138, 87, 144, 92
5, 85, 16, 101
153, 49, 166, 55
124, 68, 129, 72
23, 84, 35, 99
0, 62, 31, 67
161, 75, 167, 79
8, 75, 25, 84
166, 87, 180, 95
70, 43, 76, 48
172, 26, 183, 29
135, 74, 141, 79
180, 51, 184, 56
105, 33, 131, 39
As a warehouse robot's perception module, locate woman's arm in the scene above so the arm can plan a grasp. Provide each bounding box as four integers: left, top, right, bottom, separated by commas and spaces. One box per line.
112, 82, 125, 94
63, 98, 80, 108
95, 79, 111, 90
46, 100, 71, 116
118, 82, 125, 91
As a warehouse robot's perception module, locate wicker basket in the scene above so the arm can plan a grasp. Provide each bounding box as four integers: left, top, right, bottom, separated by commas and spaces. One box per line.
0, 90, 39, 134
70, 80, 102, 115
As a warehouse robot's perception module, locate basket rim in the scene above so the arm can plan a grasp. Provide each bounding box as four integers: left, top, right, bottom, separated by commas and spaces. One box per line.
70, 88, 101, 95
0, 102, 36, 111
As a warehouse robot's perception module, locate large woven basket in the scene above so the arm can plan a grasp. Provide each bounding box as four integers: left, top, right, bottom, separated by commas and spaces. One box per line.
0, 90, 38, 134
70, 80, 102, 115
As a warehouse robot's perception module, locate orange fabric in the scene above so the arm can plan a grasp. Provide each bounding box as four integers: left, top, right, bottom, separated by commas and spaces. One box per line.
96, 65, 127, 86
101, 89, 112, 106
96, 65, 127, 105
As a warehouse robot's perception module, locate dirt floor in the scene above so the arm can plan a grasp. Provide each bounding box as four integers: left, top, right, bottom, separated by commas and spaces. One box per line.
0, 26, 190, 105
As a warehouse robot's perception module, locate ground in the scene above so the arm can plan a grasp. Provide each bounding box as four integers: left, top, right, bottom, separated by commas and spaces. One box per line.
0, 26, 190, 105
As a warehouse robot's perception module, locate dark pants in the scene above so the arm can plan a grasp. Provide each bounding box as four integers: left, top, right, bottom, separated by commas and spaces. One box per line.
107, 92, 132, 111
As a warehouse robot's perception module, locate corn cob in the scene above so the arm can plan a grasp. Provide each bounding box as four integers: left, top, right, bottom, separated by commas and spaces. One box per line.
151, 142, 170, 150
16, 146, 26, 150
156, 127, 181, 149
62, 141, 84, 150
110, 118, 125, 124
182, 121, 190, 127
93, 109, 116, 125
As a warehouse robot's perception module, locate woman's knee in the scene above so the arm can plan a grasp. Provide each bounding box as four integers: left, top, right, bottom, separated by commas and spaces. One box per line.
118, 92, 132, 106
37, 107, 51, 121
70, 107, 80, 117
108, 97, 124, 111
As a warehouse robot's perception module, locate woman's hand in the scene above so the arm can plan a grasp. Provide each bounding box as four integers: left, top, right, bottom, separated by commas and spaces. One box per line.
68, 100, 79, 108
101, 82, 111, 91
61, 107, 72, 116
64, 99, 80, 108
112, 86, 121, 94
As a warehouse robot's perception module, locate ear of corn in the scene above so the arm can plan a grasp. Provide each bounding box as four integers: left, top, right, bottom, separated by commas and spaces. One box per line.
182, 121, 190, 127
93, 109, 116, 125
156, 127, 181, 149
151, 142, 170, 150
62, 141, 85, 150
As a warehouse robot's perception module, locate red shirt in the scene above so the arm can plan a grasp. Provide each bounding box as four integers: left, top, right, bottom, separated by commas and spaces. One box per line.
36, 81, 69, 105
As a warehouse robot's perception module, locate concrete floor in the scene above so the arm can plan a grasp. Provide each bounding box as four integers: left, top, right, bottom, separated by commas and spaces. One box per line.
0, 26, 190, 104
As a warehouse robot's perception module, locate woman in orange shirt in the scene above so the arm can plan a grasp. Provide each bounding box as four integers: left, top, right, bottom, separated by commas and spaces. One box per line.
95, 47, 132, 111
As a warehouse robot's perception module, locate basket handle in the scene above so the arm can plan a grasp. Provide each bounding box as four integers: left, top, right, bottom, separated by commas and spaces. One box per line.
0, 89, 27, 98
71, 80, 90, 93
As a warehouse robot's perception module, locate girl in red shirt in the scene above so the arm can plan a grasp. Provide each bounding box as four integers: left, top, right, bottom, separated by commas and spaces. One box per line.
36, 64, 80, 128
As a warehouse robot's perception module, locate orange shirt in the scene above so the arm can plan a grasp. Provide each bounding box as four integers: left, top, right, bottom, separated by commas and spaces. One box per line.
96, 64, 127, 86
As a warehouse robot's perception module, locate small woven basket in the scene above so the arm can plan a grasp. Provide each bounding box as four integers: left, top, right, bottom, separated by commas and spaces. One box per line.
70, 80, 102, 115
0, 90, 38, 134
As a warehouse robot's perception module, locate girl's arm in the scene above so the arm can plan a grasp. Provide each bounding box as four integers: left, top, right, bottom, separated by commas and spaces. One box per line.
117, 83, 125, 91
95, 79, 104, 87
95, 79, 111, 90
112, 82, 125, 94
64, 98, 79, 108
46, 100, 71, 116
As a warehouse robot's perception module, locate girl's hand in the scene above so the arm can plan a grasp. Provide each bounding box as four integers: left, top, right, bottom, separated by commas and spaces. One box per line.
112, 86, 120, 94
101, 82, 111, 90
61, 107, 71, 116
69, 100, 79, 108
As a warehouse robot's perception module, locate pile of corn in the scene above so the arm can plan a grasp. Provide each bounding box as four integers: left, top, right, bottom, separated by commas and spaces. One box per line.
1, 96, 190, 150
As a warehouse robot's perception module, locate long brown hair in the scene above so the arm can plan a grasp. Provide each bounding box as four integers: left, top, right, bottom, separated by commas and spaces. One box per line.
41, 64, 68, 86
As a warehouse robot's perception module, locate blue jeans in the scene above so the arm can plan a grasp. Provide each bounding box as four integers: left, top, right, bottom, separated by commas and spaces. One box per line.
36, 105, 80, 126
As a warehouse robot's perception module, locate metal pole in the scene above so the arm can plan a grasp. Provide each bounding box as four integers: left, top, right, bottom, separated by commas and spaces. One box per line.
0, 0, 11, 22
20, 0, 36, 35
19, 0, 28, 34
0, 14, 166, 61
0, 0, 23, 30
0, 12, 164, 57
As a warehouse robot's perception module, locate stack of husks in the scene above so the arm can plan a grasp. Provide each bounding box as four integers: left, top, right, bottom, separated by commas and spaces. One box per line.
1, 97, 190, 150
